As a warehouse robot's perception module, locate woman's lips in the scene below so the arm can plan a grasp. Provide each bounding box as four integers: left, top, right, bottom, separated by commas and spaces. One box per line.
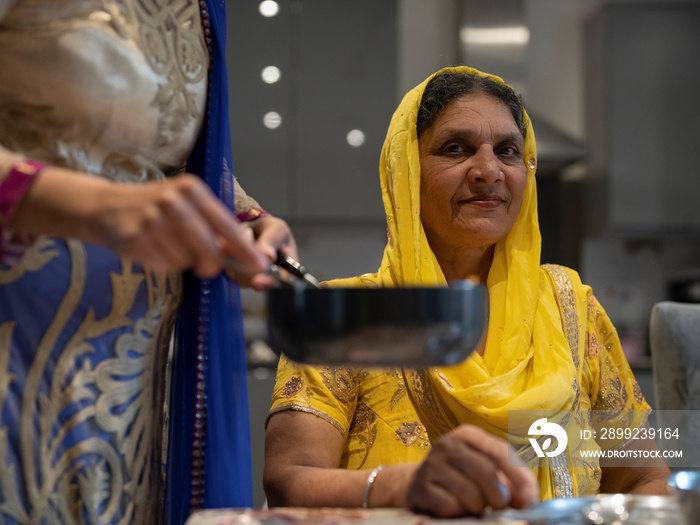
459, 194, 506, 208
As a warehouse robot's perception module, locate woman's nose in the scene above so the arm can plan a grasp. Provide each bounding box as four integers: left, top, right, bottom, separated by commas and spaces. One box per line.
468, 146, 502, 183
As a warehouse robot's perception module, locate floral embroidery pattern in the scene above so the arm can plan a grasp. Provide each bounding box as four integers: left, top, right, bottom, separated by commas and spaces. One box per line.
283, 376, 303, 398
395, 422, 430, 448
633, 382, 644, 405
588, 289, 645, 426
106, 0, 208, 144
407, 369, 457, 437
387, 369, 407, 410
585, 290, 651, 455
321, 367, 364, 405
570, 411, 599, 482
0, 238, 60, 286
599, 375, 628, 415
282, 376, 313, 405
587, 332, 599, 358
588, 294, 598, 308
589, 293, 618, 354
348, 402, 377, 469
0, 241, 178, 524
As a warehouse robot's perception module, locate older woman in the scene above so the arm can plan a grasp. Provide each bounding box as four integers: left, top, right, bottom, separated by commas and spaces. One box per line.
263, 67, 670, 517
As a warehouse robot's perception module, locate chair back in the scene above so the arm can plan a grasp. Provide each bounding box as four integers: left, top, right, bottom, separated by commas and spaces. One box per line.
649, 301, 700, 469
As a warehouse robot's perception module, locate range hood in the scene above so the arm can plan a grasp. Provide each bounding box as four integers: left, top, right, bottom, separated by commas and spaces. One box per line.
528, 112, 588, 176
460, 0, 588, 177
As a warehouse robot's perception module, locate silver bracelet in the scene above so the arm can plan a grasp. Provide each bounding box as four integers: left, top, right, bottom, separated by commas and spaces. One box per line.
361, 465, 385, 509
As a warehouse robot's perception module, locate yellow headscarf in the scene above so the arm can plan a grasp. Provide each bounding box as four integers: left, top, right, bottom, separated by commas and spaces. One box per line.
330, 67, 578, 495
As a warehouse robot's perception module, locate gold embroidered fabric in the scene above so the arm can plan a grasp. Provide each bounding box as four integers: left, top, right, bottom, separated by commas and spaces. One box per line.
0, 0, 209, 184
0, 1, 208, 523
267, 66, 649, 502
268, 364, 435, 470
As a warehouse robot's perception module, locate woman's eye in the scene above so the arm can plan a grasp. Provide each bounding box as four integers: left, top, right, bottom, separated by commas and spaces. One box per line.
498, 145, 520, 157
443, 142, 467, 154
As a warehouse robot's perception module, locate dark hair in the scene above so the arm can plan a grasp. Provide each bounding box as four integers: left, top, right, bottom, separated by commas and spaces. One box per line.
416, 71, 527, 139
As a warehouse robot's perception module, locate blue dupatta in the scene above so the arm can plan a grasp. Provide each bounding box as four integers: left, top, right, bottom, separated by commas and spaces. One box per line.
165, 1, 253, 522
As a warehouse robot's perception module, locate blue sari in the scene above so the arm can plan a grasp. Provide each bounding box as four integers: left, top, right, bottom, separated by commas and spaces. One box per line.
165, 0, 253, 522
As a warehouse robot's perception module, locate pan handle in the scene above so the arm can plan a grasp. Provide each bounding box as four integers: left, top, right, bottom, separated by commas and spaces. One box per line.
222, 256, 296, 288
275, 253, 322, 288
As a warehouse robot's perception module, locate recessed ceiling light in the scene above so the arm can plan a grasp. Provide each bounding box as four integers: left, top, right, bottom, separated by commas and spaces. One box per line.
261, 66, 281, 84
346, 129, 366, 147
259, 1, 280, 17
263, 111, 282, 129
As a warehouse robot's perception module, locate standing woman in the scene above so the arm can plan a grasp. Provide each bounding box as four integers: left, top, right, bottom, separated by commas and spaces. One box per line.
0, 1, 294, 523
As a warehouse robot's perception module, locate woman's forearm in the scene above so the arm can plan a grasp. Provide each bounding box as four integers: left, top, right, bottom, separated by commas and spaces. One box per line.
265, 465, 369, 508
599, 433, 671, 495
8, 165, 114, 243
8, 165, 268, 277
264, 463, 416, 509
628, 475, 670, 495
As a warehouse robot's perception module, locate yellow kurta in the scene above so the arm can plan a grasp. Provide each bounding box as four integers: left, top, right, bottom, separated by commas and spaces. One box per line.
267, 66, 649, 501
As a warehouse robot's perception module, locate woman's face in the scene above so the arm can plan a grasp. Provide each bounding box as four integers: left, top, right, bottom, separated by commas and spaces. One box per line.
419, 93, 528, 254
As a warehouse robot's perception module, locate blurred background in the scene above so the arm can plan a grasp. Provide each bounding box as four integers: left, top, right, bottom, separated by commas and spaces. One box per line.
225, 0, 700, 506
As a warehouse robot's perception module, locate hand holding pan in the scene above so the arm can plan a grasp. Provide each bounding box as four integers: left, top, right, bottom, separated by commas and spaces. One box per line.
223, 252, 321, 289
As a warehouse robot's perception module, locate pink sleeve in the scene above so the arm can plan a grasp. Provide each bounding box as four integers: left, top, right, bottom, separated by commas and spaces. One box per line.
0, 160, 45, 226
0, 159, 45, 262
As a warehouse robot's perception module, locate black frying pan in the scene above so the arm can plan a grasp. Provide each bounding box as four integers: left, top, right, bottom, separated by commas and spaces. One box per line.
266, 280, 488, 368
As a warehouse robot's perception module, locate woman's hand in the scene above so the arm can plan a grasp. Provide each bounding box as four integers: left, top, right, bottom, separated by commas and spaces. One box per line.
241, 214, 299, 290
10, 166, 270, 278
403, 425, 539, 517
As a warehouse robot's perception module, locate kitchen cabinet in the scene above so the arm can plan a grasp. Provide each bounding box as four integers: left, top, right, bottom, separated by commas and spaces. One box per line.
226, 1, 396, 223
583, 1, 700, 234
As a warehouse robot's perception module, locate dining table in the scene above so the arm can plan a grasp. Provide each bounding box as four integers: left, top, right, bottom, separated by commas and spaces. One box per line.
184, 494, 687, 525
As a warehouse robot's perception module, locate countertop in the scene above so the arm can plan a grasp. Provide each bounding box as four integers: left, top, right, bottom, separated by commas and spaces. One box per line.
184, 495, 686, 525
